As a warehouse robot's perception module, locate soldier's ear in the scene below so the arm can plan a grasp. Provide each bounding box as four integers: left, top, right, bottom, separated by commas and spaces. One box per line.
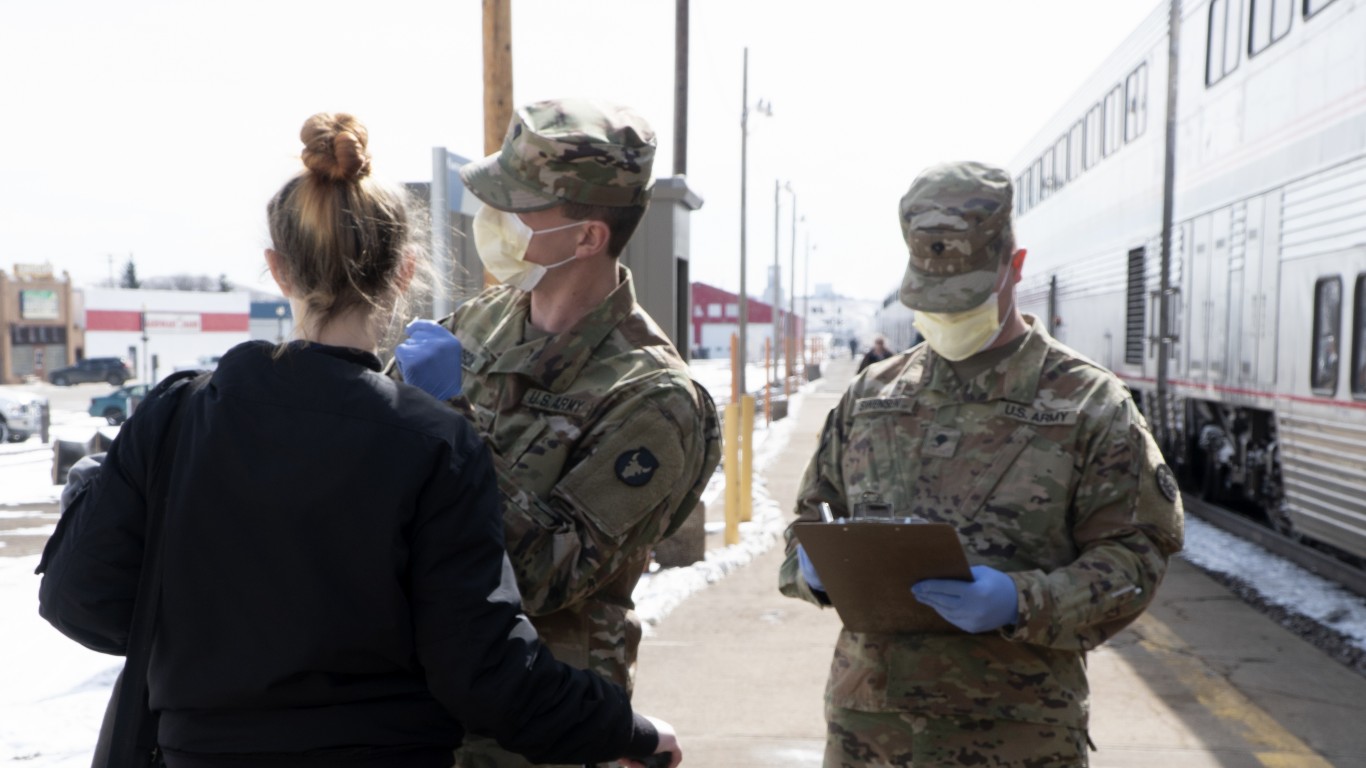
1012, 248, 1028, 273
574, 220, 612, 259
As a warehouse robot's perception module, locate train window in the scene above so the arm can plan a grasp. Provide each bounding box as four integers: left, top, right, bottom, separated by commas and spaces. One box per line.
1068, 121, 1084, 181
1015, 173, 1028, 215
1353, 275, 1366, 396
1084, 104, 1103, 169
1103, 86, 1124, 156
1053, 136, 1069, 190
1305, 0, 1338, 17
1125, 63, 1149, 142
1250, 0, 1293, 56
1040, 148, 1054, 200
1311, 276, 1341, 394
1207, 0, 1243, 86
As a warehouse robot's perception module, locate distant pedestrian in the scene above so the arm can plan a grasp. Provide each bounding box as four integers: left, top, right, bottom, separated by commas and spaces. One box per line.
391, 98, 716, 768
780, 161, 1183, 767
857, 336, 893, 372
38, 113, 679, 768
848, 337, 859, 358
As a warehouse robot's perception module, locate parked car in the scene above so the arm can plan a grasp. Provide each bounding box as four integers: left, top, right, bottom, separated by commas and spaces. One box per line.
0, 389, 47, 442
48, 357, 133, 386
172, 355, 221, 374
88, 383, 149, 425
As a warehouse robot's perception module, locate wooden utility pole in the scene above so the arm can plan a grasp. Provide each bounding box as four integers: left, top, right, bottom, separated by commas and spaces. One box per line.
482, 0, 513, 287
674, 0, 689, 176
483, 0, 513, 155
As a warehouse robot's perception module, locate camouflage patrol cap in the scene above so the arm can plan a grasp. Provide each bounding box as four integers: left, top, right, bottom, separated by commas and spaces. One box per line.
460, 98, 656, 212
898, 161, 1015, 313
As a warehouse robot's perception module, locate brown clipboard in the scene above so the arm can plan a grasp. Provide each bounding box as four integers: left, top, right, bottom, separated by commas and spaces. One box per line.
794, 521, 973, 634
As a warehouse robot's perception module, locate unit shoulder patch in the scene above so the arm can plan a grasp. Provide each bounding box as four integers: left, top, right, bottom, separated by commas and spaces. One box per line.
615, 447, 660, 487
1155, 464, 1179, 503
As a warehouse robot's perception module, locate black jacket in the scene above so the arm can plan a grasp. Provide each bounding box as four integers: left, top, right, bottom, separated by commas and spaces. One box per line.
38, 341, 655, 765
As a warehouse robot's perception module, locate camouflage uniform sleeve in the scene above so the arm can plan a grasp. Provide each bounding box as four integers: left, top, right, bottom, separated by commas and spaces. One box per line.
1005, 397, 1185, 651
496, 379, 717, 616
778, 395, 853, 606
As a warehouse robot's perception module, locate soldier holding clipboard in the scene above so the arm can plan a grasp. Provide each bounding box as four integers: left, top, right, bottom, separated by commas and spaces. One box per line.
778, 162, 1184, 767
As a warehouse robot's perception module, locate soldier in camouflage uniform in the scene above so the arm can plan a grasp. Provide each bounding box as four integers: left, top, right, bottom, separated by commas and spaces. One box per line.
778, 161, 1184, 767
394, 99, 720, 768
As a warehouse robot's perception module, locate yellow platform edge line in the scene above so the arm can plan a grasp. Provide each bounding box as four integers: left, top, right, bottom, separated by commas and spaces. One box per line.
1134, 613, 1334, 768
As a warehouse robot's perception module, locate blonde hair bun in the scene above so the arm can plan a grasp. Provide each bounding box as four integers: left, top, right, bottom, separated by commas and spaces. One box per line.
300, 113, 372, 182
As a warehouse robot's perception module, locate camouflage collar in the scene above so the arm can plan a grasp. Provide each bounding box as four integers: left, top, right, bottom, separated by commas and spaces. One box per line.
919, 315, 1050, 404
485, 266, 638, 392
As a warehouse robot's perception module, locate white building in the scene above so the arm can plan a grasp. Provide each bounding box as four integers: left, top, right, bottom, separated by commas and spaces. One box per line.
83, 288, 251, 382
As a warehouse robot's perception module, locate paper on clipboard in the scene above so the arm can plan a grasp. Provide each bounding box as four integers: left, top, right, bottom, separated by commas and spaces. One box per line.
794, 521, 973, 634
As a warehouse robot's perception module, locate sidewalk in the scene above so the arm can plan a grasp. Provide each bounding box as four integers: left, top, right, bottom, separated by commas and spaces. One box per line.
631, 358, 856, 767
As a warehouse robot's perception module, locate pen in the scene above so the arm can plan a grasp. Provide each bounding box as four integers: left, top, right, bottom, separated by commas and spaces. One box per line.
819, 502, 835, 523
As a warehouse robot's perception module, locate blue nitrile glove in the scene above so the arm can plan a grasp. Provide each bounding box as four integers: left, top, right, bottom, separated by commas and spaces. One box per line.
911, 564, 1019, 633
797, 544, 825, 593
394, 319, 463, 401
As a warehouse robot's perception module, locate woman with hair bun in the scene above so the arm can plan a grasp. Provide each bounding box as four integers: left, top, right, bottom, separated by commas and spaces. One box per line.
38, 113, 681, 768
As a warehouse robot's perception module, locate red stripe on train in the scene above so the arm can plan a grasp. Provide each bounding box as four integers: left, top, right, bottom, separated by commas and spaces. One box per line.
1118, 374, 1366, 411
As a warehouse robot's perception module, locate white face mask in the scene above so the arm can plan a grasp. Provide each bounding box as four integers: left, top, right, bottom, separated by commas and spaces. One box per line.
472, 205, 584, 291
912, 269, 1012, 361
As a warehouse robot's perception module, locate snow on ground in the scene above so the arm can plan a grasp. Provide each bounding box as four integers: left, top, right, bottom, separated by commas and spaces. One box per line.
0, 556, 119, 766
0, 409, 114, 508
1181, 516, 1366, 646
4, 387, 1366, 764
631, 384, 808, 633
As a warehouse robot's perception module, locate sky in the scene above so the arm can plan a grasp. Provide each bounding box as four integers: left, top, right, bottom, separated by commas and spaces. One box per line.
0, 0, 1165, 302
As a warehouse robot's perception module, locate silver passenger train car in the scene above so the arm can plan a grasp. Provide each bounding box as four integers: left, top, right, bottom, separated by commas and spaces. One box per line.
1005, 0, 1366, 562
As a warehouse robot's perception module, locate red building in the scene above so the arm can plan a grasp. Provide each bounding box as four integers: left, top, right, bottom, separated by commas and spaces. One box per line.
690, 282, 802, 362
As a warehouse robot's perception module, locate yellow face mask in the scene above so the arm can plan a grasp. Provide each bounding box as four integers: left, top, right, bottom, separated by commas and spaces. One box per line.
912, 271, 1011, 361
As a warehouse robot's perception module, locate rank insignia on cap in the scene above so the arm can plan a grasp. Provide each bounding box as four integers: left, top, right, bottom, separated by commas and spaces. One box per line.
1156, 464, 1179, 503
615, 447, 659, 487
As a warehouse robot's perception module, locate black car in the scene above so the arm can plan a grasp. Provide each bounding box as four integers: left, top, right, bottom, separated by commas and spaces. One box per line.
48, 357, 133, 386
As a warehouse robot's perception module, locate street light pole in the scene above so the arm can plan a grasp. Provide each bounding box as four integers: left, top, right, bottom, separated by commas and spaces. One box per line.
738, 49, 773, 395
739, 48, 750, 396
790, 212, 800, 378
804, 237, 813, 367
772, 179, 782, 388
140, 306, 149, 383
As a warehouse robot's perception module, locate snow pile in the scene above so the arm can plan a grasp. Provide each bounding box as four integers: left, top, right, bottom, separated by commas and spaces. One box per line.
1180, 517, 1366, 647
0, 557, 119, 766
631, 389, 808, 631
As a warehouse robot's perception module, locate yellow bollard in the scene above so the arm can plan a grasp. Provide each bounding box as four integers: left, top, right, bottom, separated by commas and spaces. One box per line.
723, 402, 741, 546
740, 394, 755, 523
764, 338, 772, 425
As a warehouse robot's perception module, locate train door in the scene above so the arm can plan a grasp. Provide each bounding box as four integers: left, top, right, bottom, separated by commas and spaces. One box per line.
1227, 201, 1250, 385
1186, 210, 1234, 382
1207, 207, 1233, 384
1252, 190, 1281, 388
1187, 214, 1212, 380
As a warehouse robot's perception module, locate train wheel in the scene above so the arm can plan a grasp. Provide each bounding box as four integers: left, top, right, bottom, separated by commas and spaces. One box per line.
1264, 502, 1297, 539
1199, 451, 1222, 502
